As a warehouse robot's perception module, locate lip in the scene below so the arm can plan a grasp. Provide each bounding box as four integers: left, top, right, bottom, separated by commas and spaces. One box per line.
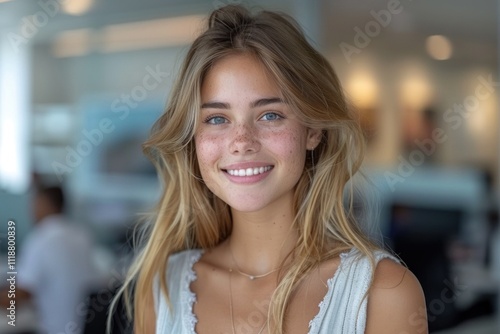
221, 162, 274, 184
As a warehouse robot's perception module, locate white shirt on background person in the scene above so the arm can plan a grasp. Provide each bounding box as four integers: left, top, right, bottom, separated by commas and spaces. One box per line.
17, 214, 97, 334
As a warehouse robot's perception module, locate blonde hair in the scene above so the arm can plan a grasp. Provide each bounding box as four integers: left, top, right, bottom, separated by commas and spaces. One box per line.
114, 5, 380, 334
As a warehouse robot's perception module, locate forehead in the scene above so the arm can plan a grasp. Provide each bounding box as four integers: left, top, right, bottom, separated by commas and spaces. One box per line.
201, 53, 282, 102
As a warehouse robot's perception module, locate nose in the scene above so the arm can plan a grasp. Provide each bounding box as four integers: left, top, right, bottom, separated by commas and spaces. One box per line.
229, 123, 261, 155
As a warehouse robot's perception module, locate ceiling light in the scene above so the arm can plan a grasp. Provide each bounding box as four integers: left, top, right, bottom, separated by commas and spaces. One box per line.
426, 35, 453, 60
346, 69, 379, 109
100, 15, 205, 53
61, 0, 94, 16
52, 28, 92, 58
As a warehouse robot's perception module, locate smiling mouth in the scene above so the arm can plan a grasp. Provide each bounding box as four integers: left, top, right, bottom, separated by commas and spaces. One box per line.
223, 166, 273, 176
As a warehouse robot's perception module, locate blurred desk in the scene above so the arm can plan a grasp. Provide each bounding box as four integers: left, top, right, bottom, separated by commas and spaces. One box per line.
454, 263, 498, 291
434, 316, 498, 334
452, 262, 498, 309
451, 262, 499, 334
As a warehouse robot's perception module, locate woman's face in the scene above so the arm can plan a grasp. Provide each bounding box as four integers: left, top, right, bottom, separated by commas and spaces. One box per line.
194, 53, 320, 213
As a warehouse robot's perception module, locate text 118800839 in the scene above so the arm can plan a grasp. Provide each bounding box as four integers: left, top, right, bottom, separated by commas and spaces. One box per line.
6, 220, 16, 326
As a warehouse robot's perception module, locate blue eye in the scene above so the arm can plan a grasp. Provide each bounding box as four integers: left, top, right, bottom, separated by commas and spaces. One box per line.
206, 116, 227, 125
261, 112, 282, 121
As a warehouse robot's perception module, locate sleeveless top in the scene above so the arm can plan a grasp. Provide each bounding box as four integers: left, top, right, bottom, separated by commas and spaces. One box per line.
154, 248, 398, 334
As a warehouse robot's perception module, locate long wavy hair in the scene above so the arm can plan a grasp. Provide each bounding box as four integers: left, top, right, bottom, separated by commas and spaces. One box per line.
115, 5, 380, 334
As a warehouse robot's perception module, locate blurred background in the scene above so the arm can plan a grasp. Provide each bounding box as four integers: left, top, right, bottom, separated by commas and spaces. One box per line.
0, 0, 498, 333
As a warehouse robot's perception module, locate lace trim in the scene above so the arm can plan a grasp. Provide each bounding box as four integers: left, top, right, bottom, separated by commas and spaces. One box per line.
307, 248, 357, 334
182, 249, 204, 334
181, 248, 366, 334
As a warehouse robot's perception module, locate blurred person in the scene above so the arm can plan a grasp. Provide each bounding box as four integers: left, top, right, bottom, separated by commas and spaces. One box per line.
418, 107, 440, 164
114, 5, 427, 334
1, 186, 97, 334
402, 106, 441, 165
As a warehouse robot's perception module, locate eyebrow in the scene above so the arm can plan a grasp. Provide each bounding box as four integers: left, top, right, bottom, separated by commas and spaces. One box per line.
200, 97, 285, 109
251, 97, 285, 108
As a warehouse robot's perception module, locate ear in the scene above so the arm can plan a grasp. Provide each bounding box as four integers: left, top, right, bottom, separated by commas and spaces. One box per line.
306, 128, 322, 150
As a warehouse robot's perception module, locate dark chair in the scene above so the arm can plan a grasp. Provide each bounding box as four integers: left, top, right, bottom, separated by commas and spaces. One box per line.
82, 286, 133, 334
388, 204, 463, 332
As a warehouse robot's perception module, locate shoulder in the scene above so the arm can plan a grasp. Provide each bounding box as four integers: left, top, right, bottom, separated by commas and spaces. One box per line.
153, 249, 203, 331
155, 249, 202, 307
168, 249, 203, 268
164, 249, 203, 284
154, 249, 203, 297
366, 258, 428, 334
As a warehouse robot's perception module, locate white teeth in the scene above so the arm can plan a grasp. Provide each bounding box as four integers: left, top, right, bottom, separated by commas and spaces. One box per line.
226, 166, 271, 176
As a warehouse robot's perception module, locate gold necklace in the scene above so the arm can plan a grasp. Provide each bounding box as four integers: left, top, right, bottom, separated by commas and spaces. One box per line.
228, 268, 268, 334
229, 245, 280, 280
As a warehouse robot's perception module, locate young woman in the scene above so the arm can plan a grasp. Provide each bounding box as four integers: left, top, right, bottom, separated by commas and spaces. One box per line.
116, 5, 427, 334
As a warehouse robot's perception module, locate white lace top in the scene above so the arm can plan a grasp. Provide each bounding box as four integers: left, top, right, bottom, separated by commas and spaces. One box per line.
154, 248, 397, 334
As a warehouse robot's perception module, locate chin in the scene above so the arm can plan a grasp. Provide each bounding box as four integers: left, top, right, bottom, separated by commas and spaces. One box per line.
226, 202, 267, 213
216, 195, 267, 212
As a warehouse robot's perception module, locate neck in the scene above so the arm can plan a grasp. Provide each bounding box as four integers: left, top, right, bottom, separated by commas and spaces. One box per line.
36, 212, 61, 224
228, 199, 298, 275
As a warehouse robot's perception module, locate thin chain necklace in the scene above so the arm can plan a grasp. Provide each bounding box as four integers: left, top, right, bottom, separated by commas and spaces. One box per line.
228, 268, 268, 334
229, 244, 280, 280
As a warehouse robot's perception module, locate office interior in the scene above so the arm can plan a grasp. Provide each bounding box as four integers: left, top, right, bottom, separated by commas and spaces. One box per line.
0, 0, 498, 333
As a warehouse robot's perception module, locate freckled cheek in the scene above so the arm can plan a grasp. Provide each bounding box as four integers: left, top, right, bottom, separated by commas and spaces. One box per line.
263, 130, 306, 172
194, 133, 224, 170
